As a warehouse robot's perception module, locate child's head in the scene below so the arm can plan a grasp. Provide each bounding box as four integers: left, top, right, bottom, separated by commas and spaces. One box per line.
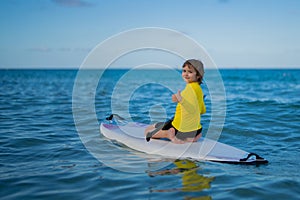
182, 59, 204, 84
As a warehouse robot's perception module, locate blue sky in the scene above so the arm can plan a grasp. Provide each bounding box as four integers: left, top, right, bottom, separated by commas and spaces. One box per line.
0, 0, 299, 68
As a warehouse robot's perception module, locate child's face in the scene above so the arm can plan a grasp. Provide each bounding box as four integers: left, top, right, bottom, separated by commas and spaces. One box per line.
182, 65, 200, 83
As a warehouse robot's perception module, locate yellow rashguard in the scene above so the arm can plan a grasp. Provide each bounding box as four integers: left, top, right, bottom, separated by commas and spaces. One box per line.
172, 82, 206, 132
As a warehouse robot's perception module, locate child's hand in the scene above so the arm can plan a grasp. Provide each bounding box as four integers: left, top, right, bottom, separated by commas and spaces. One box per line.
172, 90, 182, 102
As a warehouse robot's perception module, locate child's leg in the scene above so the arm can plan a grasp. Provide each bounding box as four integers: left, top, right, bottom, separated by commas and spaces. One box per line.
144, 124, 156, 136
192, 133, 202, 142
151, 129, 174, 140
144, 124, 176, 141
184, 133, 202, 142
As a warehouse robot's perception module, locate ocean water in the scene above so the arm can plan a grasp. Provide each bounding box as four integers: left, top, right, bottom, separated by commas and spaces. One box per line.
0, 69, 299, 199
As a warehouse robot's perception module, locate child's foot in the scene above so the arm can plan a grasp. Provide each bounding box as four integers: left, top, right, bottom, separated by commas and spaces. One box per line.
168, 128, 185, 144
172, 137, 186, 144
168, 128, 176, 141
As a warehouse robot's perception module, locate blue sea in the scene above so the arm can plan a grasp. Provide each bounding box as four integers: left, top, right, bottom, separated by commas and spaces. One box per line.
1, 68, 299, 199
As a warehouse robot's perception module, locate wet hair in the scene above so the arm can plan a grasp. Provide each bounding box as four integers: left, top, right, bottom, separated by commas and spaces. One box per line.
182, 61, 203, 84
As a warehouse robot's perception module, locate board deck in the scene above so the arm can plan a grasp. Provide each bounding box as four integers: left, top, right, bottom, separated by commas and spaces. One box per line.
100, 122, 268, 164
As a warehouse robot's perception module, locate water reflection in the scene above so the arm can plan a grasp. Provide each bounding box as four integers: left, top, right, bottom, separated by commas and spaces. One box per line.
148, 159, 214, 199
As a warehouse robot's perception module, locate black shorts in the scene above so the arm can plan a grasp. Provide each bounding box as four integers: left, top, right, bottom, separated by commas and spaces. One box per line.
155, 120, 202, 140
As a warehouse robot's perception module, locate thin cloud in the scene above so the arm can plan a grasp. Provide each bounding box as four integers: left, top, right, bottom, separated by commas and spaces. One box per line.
27, 47, 53, 52
26, 47, 92, 53
52, 0, 94, 7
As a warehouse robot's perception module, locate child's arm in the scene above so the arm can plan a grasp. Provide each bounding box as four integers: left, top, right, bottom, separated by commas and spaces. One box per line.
172, 90, 197, 114
172, 90, 182, 102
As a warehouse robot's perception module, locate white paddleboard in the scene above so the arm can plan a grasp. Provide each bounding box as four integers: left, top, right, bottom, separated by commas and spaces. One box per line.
100, 122, 268, 164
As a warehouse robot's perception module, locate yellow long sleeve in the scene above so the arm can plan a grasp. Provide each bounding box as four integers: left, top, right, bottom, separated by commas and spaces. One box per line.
172, 82, 206, 132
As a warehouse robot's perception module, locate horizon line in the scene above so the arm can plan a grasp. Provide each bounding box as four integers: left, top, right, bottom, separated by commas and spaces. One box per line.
1, 66, 300, 70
